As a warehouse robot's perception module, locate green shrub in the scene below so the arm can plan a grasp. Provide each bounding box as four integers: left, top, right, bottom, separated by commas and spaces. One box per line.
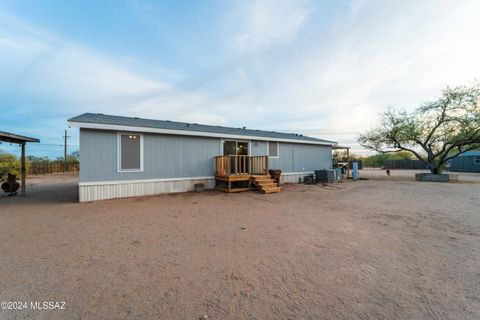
0, 151, 80, 181
0, 151, 21, 181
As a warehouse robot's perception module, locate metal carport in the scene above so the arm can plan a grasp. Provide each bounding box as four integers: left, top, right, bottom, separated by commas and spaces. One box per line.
0, 131, 40, 195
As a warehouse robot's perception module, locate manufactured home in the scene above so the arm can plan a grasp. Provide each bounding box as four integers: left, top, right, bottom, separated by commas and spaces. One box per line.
68, 113, 336, 202
449, 151, 480, 173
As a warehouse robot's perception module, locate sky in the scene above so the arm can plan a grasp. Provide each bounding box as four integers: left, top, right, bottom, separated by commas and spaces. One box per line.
1, 0, 480, 158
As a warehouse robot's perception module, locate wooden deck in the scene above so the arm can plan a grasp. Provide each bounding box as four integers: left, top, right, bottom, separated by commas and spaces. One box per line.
214, 173, 281, 194
214, 174, 261, 193
214, 155, 281, 193
215, 174, 253, 182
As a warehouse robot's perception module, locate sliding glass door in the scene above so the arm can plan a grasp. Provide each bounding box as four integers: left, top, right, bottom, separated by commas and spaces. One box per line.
223, 140, 249, 174
223, 140, 249, 156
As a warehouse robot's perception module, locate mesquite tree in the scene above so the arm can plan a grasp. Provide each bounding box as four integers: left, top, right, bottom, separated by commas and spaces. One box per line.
358, 83, 480, 174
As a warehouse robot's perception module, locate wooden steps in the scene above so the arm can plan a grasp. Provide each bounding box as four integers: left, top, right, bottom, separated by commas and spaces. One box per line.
251, 175, 282, 194
262, 186, 282, 194
259, 183, 278, 188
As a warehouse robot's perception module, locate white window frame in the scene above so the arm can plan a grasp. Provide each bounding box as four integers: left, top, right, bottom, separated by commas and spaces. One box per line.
475, 156, 480, 165
117, 132, 144, 173
267, 141, 279, 158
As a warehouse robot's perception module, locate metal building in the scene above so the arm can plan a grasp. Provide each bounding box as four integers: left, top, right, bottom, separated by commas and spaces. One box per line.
449, 151, 480, 173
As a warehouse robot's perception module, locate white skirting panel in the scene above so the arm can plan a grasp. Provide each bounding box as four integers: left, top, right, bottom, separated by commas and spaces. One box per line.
78, 177, 215, 202
280, 172, 314, 184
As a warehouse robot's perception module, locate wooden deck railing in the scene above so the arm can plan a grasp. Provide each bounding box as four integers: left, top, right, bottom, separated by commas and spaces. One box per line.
214, 155, 269, 176
250, 155, 269, 175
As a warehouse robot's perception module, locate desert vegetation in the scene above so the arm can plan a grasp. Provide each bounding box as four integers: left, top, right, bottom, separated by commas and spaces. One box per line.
0, 151, 79, 181
359, 83, 480, 174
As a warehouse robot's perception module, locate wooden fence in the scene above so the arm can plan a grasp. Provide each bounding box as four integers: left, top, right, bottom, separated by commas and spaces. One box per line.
28, 162, 79, 175
385, 160, 428, 170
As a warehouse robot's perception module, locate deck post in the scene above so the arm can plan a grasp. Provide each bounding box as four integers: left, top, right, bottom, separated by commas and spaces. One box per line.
21, 142, 26, 196
227, 156, 231, 175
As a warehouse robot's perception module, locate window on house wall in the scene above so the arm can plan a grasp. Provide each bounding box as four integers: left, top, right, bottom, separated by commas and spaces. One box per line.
268, 141, 279, 158
118, 133, 143, 171
475, 156, 480, 165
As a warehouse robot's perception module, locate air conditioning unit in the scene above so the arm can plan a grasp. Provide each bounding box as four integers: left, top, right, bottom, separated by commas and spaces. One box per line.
314, 170, 335, 183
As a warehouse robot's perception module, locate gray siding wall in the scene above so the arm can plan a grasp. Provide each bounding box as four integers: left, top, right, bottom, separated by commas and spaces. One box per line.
269, 142, 332, 172
80, 130, 332, 182
250, 140, 268, 156
246, 141, 332, 173
450, 156, 480, 173
80, 129, 221, 182
250, 140, 332, 172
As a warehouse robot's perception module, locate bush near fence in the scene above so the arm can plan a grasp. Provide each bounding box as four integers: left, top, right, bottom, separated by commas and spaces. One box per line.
0, 151, 79, 181
0, 152, 21, 180
28, 161, 79, 175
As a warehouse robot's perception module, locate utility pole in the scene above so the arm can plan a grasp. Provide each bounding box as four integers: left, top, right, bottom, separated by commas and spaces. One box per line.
62, 129, 71, 162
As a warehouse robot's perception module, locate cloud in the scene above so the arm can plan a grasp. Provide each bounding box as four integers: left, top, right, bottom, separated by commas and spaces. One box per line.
217, 0, 480, 153
0, 9, 232, 133
0, 11, 168, 111
306, 0, 480, 132
226, 0, 312, 53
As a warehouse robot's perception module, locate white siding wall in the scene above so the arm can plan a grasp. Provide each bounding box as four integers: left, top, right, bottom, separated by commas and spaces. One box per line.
79, 177, 215, 202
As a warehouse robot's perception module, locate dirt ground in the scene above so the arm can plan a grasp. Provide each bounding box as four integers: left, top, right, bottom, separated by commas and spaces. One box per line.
0, 170, 479, 319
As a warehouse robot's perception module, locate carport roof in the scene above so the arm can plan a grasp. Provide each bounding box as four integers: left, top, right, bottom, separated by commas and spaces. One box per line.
0, 131, 40, 144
